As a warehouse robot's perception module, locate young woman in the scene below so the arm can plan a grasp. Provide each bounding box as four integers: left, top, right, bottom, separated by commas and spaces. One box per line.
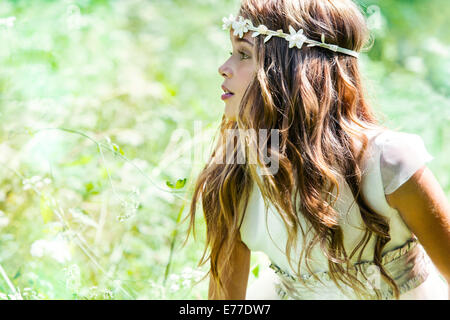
186, 0, 450, 300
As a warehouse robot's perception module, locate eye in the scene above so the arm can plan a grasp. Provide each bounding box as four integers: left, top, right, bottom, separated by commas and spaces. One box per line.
239, 51, 250, 60
229, 50, 250, 60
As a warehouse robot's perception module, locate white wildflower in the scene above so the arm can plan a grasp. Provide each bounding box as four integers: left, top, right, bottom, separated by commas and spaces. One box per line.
8, 292, 23, 300
182, 267, 193, 278
168, 274, 180, 282
232, 16, 249, 38
0, 210, 9, 228
22, 288, 40, 299
222, 14, 235, 30
193, 270, 204, 282
22, 175, 51, 191
182, 279, 191, 288
87, 286, 98, 299
169, 283, 180, 292
30, 176, 41, 184
0, 16, 16, 28
103, 289, 114, 299
117, 188, 140, 222
30, 237, 71, 263
64, 264, 81, 291
116, 129, 144, 147
286, 25, 307, 49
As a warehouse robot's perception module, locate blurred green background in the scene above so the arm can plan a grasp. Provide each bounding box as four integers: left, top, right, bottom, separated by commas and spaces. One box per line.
0, 0, 448, 299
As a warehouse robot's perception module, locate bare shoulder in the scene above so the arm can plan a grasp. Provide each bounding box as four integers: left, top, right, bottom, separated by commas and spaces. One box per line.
385, 165, 450, 219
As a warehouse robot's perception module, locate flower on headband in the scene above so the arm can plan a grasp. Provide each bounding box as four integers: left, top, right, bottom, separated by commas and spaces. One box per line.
222, 14, 235, 30
232, 16, 250, 38
263, 29, 283, 43
252, 24, 268, 38
286, 25, 308, 49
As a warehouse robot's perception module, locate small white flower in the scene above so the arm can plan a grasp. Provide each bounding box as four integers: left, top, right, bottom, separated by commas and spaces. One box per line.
222, 14, 235, 30
0, 16, 16, 28
168, 274, 180, 282
0, 210, 9, 228
30, 237, 71, 263
182, 272, 192, 280
252, 24, 268, 38
22, 184, 31, 190
286, 25, 307, 49
8, 292, 23, 300
182, 279, 191, 287
169, 283, 180, 292
103, 289, 114, 299
193, 271, 204, 281
232, 16, 249, 38
30, 176, 41, 184
182, 267, 193, 275
64, 264, 81, 291
87, 286, 98, 299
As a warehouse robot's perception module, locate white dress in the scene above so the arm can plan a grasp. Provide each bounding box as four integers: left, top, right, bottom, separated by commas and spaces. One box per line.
241, 126, 448, 300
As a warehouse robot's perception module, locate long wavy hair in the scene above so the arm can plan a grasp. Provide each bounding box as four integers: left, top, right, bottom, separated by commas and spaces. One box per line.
185, 0, 400, 299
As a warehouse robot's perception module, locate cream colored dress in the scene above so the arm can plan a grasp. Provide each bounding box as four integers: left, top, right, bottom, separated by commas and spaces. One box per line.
241, 126, 448, 300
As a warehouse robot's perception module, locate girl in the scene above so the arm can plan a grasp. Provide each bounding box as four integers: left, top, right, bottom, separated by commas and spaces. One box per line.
186, 0, 450, 300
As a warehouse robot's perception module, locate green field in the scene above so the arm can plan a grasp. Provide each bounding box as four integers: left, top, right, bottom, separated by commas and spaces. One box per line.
0, 0, 448, 299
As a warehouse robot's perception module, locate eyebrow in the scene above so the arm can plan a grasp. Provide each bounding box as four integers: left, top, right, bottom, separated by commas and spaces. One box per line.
230, 33, 254, 47
235, 37, 254, 46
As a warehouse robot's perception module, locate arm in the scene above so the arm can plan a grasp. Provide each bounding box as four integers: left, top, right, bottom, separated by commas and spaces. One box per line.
386, 165, 450, 298
208, 237, 251, 300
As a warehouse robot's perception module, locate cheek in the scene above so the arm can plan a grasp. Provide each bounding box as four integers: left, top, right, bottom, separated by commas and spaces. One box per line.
239, 68, 255, 92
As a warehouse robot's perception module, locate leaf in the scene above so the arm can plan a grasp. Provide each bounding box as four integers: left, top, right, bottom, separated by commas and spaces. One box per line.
112, 143, 124, 155
252, 265, 260, 278
13, 268, 21, 280
84, 181, 100, 196
166, 178, 186, 189
166, 181, 174, 188
175, 178, 186, 189
40, 193, 53, 224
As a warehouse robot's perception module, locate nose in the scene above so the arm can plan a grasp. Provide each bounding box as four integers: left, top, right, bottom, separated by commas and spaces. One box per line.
218, 63, 232, 78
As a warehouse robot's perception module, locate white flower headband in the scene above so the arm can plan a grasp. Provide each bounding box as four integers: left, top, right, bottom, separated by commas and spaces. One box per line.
222, 14, 359, 58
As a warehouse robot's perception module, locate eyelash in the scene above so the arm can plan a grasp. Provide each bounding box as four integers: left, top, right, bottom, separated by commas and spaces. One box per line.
229, 50, 250, 60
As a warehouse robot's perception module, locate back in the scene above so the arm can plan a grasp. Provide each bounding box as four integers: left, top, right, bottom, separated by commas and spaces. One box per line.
240, 126, 447, 299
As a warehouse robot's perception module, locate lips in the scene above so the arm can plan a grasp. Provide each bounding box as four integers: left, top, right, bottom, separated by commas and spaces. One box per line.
221, 85, 234, 100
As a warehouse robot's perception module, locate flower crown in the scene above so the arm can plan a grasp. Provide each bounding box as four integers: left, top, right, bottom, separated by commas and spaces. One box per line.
222, 14, 359, 58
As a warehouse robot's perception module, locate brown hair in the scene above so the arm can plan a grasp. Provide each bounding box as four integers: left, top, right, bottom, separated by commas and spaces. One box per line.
185, 0, 399, 299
